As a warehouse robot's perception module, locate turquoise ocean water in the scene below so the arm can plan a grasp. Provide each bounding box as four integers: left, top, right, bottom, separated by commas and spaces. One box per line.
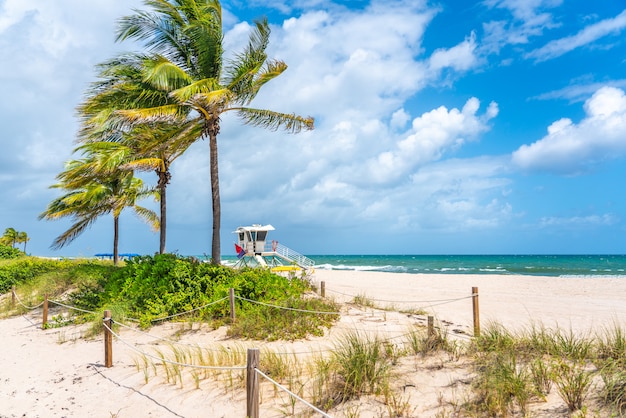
221, 254, 626, 277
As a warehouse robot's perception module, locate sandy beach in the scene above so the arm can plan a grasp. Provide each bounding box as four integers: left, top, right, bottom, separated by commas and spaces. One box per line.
2, 270, 626, 417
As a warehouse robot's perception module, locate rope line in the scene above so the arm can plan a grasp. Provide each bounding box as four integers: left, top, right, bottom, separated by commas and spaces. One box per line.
114, 321, 338, 356
255, 368, 334, 418
326, 288, 474, 304
12, 291, 44, 310
103, 322, 246, 371
149, 297, 229, 323
49, 300, 97, 315
235, 295, 339, 315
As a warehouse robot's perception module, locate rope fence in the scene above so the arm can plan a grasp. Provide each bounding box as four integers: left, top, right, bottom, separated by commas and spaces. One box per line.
7, 283, 481, 417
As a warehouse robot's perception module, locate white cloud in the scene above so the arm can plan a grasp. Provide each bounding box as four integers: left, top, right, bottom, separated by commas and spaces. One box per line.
483, 0, 562, 21
526, 9, 626, 62
532, 79, 626, 102
539, 213, 618, 227
512, 86, 626, 174
481, 0, 561, 54
428, 32, 479, 73
362, 98, 498, 184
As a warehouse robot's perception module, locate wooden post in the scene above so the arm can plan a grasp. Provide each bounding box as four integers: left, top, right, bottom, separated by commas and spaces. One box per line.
229, 288, 236, 323
42, 294, 48, 329
11, 286, 16, 309
320, 281, 326, 298
246, 348, 260, 418
472, 287, 480, 337
104, 310, 113, 368
428, 315, 435, 339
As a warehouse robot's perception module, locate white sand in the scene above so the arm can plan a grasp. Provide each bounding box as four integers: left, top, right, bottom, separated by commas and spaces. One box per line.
1, 270, 626, 417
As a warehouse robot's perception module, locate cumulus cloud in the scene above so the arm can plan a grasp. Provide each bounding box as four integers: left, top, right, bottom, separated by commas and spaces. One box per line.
362, 98, 499, 184
526, 9, 626, 62
512, 86, 626, 174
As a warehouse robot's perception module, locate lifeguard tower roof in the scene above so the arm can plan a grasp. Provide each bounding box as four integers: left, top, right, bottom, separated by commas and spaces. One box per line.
234, 224, 275, 233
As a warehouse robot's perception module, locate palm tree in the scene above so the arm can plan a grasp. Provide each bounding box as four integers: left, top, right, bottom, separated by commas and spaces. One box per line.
1, 227, 18, 248
78, 123, 200, 254
115, 0, 314, 264
40, 147, 159, 265
77, 56, 200, 255
16, 231, 29, 253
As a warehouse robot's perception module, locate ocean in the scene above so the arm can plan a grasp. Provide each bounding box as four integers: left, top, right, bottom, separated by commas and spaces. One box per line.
220, 254, 626, 278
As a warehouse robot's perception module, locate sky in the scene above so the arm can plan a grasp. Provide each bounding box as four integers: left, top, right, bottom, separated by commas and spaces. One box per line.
2, 0, 626, 257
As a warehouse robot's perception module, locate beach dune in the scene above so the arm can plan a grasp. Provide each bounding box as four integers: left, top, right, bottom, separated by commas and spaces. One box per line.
1, 270, 625, 417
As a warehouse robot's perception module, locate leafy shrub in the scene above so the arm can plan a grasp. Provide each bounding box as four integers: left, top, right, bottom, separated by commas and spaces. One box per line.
0, 257, 65, 293
0, 244, 22, 260
96, 254, 338, 337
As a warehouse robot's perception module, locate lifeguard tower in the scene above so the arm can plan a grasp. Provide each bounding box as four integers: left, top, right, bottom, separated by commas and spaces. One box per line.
233, 224, 314, 272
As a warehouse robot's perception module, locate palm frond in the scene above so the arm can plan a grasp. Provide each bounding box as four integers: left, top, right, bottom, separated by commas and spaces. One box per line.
116, 104, 184, 123
142, 55, 193, 90
133, 205, 160, 232
50, 215, 100, 249
169, 77, 222, 102
235, 107, 315, 133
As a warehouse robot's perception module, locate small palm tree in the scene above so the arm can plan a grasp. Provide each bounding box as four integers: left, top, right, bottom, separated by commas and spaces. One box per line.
17, 231, 29, 253
115, 0, 314, 264
1, 227, 18, 248
40, 147, 158, 265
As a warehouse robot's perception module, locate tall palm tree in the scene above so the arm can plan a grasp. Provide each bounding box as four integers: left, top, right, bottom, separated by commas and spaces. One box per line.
78, 56, 200, 255
115, 0, 314, 264
40, 148, 159, 265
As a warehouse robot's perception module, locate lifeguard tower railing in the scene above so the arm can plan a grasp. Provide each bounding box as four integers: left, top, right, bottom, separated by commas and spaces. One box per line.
266, 242, 315, 268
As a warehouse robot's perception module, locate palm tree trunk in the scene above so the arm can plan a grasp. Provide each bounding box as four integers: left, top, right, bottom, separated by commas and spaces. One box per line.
159, 174, 167, 254
113, 216, 120, 266
208, 124, 221, 265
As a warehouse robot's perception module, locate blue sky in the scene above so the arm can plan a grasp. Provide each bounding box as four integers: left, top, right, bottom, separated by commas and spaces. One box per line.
2, 0, 626, 256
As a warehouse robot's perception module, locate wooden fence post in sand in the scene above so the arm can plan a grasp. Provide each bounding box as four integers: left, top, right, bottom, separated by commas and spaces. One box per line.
229, 288, 236, 323
320, 281, 326, 298
472, 287, 480, 337
104, 310, 113, 368
246, 348, 260, 418
428, 316, 435, 339
11, 286, 16, 309
42, 294, 48, 329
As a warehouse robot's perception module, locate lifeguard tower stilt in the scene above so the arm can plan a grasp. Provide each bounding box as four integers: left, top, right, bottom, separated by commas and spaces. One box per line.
233, 224, 314, 273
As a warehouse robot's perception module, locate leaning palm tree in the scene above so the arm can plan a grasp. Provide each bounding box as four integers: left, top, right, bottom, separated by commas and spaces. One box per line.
16, 231, 29, 253
78, 55, 200, 254
40, 149, 159, 265
77, 122, 200, 254
115, 0, 314, 264
1, 227, 18, 248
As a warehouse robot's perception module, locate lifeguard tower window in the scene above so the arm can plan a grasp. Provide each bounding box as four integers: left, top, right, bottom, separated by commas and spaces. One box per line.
257, 231, 267, 241
238, 232, 245, 242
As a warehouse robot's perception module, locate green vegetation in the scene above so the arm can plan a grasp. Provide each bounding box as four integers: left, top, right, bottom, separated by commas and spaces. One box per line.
1, 228, 29, 253
0, 244, 24, 260
1, 255, 337, 340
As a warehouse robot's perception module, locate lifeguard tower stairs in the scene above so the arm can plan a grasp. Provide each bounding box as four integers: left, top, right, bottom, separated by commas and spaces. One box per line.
233, 224, 314, 272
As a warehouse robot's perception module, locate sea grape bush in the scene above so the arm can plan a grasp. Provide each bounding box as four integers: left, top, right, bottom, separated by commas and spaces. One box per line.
0, 244, 23, 260
99, 254, 336, 334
